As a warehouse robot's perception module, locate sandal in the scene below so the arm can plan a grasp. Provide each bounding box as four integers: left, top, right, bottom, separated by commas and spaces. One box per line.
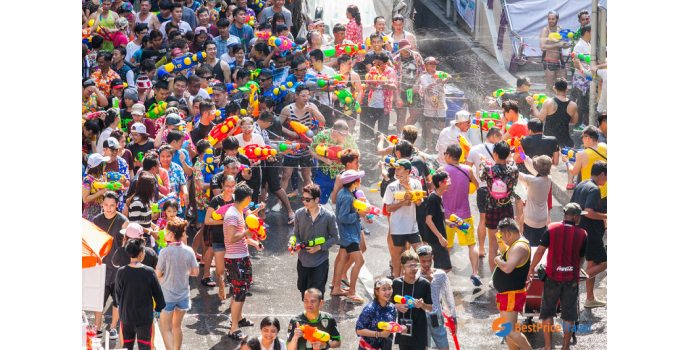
341, 279, 350, 287
566, 184, 576, 190
288, 216, 295, 225
331, 290, 349, 296
228, 330, 247, 340
238, 318, 254, 327
347, 294, 365, 303
288, 192, 299, 200
201, 277, 217, 287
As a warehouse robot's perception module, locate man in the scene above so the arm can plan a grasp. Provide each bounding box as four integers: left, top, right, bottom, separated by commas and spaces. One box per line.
331, 24, 346, 46
229, 7, 254, 52
383, 159, 424, 278
376, 125, 421, 157
488, 76, 539, 119
521, 119, 559, 162
126, 122, 156, 173
107, 78, 126, 110
538, 78, 578, 149
571, 25, 592, 129
112, 47, 135, 86
196, 7, 219, 37
390, 14, 418, 51
135, 0, 154, 30
88, 0, 120, 53
309, 121, 357, 204
145, 79, 176, 110
392, 39, 425, 134
442, 144, 481, 283
529, 203, 588, 350
255, 111, 295, 219
259, 0, 292, 30
597, 112, 607, 144
190, 100, 217, 145
539, 10, 571, 94
170, 75, 190, 107
149, 0, 174, 33
392, 250, 433, 350
126, 24, 150, 63
435, 111, 471, 167
97, 109, 121, 155
127, 103, 155, 138
372, 16, 394, 52
417, 57, 450, 151
571, 10, 591, 47
307, 49, 337, 128
204, 41, 232, 83
465, 126, 502, 257
93, 191, 129, 340
293, 184, 339, 297
394, 140, 432, 240
287, 288, 342, 350
160, 3, 192, 40
212, 18, 234, 57
286, 56, 309, 85
279, 84, 326, 196
102, 137, 131, 211
172, 0, 198, 29
492, 218, 533, 350
417, 245, 455, 350
186, 75, 211, 107
361, 51, 397, 143
210, 83, 229, 123
167, 129, 194, 176
478, 141, 518, 273
91, 52, 122, 98
140, 30, 170, 63
362, 33, 393, 72
563, 126, 607, 195
570, 160, 607, 308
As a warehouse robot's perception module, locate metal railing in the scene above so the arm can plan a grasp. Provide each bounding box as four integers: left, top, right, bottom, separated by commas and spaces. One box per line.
500, 0, 525, 62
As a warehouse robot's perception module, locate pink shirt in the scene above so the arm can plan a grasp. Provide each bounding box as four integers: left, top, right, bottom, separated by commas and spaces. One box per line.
111, 31, 129, 48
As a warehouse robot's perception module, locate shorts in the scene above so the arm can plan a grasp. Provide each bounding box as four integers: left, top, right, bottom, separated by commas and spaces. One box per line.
429, 243, 452, 270
340, 242, 361, 253
262, 160, 282, 192
476, 187, 489, 214
225, 256, 253, 302
522, 224, 546, 247
495, 288, 526, 312
104, 283, 118, 308
423, 112, 446, 122
397, 87, 422, 109
313, 169, 335, 205
485, 204, 514, 230
427, 316, 450, 349
162, 296, 191, 313
391, 232, 422, 247
540, 276, 579, 322
202, 224, 213, 246
543, 59, 565, 72
197, 209, 206, 224
283, 155, 313, 169
446, 216, 476, 247
586, 232, 607, 264
212, 242, 226, 252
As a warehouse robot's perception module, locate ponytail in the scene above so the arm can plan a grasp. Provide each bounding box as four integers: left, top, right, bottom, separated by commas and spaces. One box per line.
347, 5, 361, 26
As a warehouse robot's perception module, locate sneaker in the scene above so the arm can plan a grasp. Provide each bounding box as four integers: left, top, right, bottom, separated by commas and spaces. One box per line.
470, 275, 482, 287
96, 329, 103, 338
362, 226, 371, 235
573, 124, 586, 132
584, 299, 606, 308
271, 203, 282, 212
109, 328, 118, 339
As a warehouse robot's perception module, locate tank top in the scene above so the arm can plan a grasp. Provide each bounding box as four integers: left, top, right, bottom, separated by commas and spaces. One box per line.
211, 59, 225, 83
582, 144, 607, 198
136, 12, 153, 29
492, 237, 531, 293
100, 11, 116, 52
285, 105, 312, 158
543, 97, 573, 148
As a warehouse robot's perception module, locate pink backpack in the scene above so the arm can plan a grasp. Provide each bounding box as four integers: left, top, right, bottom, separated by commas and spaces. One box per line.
488, 166, 509, 200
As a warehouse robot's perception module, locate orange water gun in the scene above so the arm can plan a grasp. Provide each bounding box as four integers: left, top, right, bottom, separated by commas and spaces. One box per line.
299, 324, 330, 343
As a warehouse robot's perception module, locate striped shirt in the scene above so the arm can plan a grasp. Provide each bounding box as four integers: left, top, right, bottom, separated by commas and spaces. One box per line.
128, 196, 153, 230
542, 221, 588, 282
223, 206, 248, 259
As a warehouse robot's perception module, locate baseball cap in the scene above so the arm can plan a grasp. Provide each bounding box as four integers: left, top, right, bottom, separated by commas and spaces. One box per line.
455, 110, 470, 123
130, 122, 147, 134
340, 170, 365, 184
424, 57, 439, 64
276, 24, 288, 32
121, 2, 133, 12
116, 17, 129, 30
249, 37, 258, 47
105, 137, 122, 150
131, 103, 145, 116
393, 159, 412, 170
563, 203, 588, 216
86, 153, 111, 169
121, 223, 144, 238
398, 39, 411, 50
83, 78, 96, 88
136, 76, 152, 90
227, 35, 241, 47
165, 113, 186, 126
110, 78, 125, 89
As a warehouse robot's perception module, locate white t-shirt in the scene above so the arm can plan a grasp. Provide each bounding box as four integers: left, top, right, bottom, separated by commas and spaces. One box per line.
220, 53, 236, 66
161, 20, 192, 39
573, 39, 591, 70
596, 69, 607, 113
188, 88, 210, 107
260, 339, 287, 350
236, 133, 266, 148
518, 172, 552, 228
382, 178, 423, 235
97, 126, 114, 155
125, 41, 142, 63
307, 66, 336, 106
435, 125, 469, 167
466, 142, 495, 188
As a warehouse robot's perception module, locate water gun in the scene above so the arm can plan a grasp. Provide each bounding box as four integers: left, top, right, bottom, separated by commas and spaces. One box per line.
378, 322, 403, 333
246, 214, 267, 240
507, 136, 526, 160
245, 14, 256, 26
201, 148, 218, 183
155, 231, 168, 250
269, 140, 308, 154
476, 110, 501, 120
298, 324, 330, 343
151, 194, 177, 213
353, 198, 382, 219
85, 111, 104, 120
532, 94, 547, 106
471, 118, 502, 131
159, 52, 206, 76
582, 69, 596, 81
250, 0, 265, 11
146, 101, 167, 119
446, 214, 470, 233
443, 312, 460, 350
458, 135, 471, 160
365, 68, 387, 85
268, 36, 296, 54
493, 88, 515, 98
240, 144, 278, 161
136, 152, 144, 163
370, 182, 382, 192
385, 135, 399, 145
335, 44, 367, 56
434, 71, 451, 79
571, 52, 591, 63
287, 236, 326, 255
255, 30, 271, 40
314, 144, 343, 160
561, 147, 582, 163
94, 181, 123, 191
249, 68, 261, 82
212, 203, 233, 220
383, 155, 396, 166
264, 81, 294, 101
393, 295, 416, 308
248, 82, 260, 117
289, 120, 315, 143
205, 115, 239, 146
306, 74, 344, 91
105, 172, 123, 182
393, 190, 426, 202
549, 29, 574, 42
332, 89, 361, 115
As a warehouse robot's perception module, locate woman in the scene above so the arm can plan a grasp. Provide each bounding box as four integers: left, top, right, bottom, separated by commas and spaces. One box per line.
345, 5, 363, 45
516, 154, 553, 246
159, 145, 189, 217
156, 219, 199, 350
125, 171, 160, 246
259, 317, 287, 350
110, 129, 135, 179
270, 12, 294, 41
82, 154, 111, 221
204, 174, 236, 297
190, 28, 210, 53
355, 276, 400, 350
228, 45, 246, 68
110, 17, 130, 49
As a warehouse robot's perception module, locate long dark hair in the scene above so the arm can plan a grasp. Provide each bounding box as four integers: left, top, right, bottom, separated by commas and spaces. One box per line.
133, 171, 156, 206
260, 317, 281, 350
347, 5, 361, 26
271, 12, 286, 35
240, 336, 262, 350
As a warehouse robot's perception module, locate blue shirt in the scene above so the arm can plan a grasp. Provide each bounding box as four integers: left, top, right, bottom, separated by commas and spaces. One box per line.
213, 34, 238, 57
172, 149, 192, 179
356, 301, 397, 350
228, 24, 254, 52
335, 187, 361, 247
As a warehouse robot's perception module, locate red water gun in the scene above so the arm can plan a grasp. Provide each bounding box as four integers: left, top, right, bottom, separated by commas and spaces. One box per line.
314, 144, 343, 160
378, 321, 404, 333
206, 115, 240, 146
246, 214, 267, 240
365, 68, 387, 86
289, 120, 315, 143
240, 144, 278, 161
335, 43, 366, 56
443, 312, 460, 350
385, 135, 399, 145
85, 111, 104, 120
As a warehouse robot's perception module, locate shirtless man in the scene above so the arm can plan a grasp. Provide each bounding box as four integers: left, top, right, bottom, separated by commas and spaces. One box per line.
539, 11, 571, 94
332, 55, 363, 131
390, 14, 417, 52
149, 0, 173, 32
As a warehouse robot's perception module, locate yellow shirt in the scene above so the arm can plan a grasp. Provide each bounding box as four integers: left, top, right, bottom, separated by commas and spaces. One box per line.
582, 144, 607, 198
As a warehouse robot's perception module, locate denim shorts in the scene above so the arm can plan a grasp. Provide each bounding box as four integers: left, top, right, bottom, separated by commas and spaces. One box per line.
162, 296, 191, 313
212, 242, 226, 252
427, 315, 450, 349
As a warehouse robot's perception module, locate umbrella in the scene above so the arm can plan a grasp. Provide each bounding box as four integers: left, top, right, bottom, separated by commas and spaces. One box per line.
82, 218, 113, 268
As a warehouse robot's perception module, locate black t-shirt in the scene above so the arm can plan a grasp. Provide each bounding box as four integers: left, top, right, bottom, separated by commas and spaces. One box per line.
140, 44, 171, 64
93, 212, 129, 285
126, 139, 156, 173
362, 50, 393, 68
570, 179, 606, 238
209, 172, 225, 195
522, 134, 560, 159
500, 91, 532, 119
287, 312, 341, 350
120, 109, 133, 130
425, 192, 446, 245
392, 277, 432, 348
208, 195, 233, 243
115, 265, 166, 325
266, 116, 283, 140
190, 121, 216, 146
144, 96, 177, 110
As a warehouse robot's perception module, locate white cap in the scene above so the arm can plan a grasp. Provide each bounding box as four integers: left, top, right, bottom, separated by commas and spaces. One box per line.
455, 110, 470, 123
227, 35, 241, 47
86, 153, 111, 169
130, 122, 147, 134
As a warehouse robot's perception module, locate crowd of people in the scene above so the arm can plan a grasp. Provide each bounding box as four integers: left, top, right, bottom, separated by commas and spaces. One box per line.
82, 1, 607, 350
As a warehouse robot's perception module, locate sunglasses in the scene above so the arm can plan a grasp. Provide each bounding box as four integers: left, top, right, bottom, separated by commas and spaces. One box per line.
404, 263, 420, 268
295, 68, 307, 72
201, 76, 212, 80
259, 78, 272, 82
301, 196, 314, 202
336, 130, 348, 137
240, 125, 253, 130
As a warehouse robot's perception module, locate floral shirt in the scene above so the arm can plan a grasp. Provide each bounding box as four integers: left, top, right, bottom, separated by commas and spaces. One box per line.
193, 159, 211, 211
479, 162, 519, 209
165, 162, 186, 195
82, 174, 105, 222
346, 18, 363, 45
366, 66, 397, 114
82, 93, 100, 115
311, 129, 358, 179
392, 50, 425, 83
87, 50, 98, 74
90, 68, 121, 98
111, 156, 131, 212
355, 301, 397, 350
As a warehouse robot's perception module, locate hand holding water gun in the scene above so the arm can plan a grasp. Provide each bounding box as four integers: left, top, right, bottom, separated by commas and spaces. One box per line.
288, 236, 326, 255
446, 214, 470, 233
385, 135, 399, 145
493, 88, 515, 98
314, 144, 343, 160
146, 102, 167, 119
561, 147, 582, 163
332, 89, 361, 115
289, 120, 315, 143
353, 198, 382, 219
200, 148, 219, 183
246, 214, 267, 240
378, 321, 404, 333
152, 194, 177, 213
85, 111, 105, 120
205, 115, 239, 146
393, 190, 426, 202
393, 295, 416, 308
507, 136, 526, 160
212, 203, 233, 220
532, 94, 547, 106
94, 181, 123, 191
434, 71, 451, 80
298, 324, 330, 343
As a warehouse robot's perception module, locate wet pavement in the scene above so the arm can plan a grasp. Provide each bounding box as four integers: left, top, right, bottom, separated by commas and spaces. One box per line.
89, 148, 607, 350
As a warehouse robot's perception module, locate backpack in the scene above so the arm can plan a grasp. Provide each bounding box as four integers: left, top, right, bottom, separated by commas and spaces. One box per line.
487, 166, 509, 201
